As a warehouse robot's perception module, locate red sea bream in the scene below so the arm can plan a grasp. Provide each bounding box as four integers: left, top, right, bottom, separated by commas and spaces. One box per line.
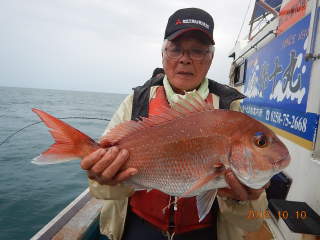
32, 92, 290, 221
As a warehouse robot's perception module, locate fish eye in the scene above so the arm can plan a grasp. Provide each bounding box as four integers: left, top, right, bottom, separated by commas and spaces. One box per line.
254, 135, 268, 148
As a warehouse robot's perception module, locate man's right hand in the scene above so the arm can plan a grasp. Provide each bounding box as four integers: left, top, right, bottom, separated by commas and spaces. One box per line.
80, 146, 138, 186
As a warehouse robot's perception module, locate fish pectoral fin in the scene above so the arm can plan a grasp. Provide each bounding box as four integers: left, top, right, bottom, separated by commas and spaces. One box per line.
123, 181, 152, 192
179, 165, 226, 199
162, 166, 226, 213
196, 189, 217, 222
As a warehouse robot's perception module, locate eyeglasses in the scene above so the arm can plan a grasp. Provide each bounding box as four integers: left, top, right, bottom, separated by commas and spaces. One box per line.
165, 46, 210, 61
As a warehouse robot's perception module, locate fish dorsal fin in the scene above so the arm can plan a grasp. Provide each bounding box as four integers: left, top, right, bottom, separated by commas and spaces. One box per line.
101, 91, 214, 146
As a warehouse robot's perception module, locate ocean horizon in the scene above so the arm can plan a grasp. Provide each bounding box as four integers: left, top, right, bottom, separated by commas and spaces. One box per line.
0, 85, 131, 95
0, 86, 127, 239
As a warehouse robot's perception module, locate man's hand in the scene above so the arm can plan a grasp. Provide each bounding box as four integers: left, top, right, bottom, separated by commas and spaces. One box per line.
81, 146, 138, 186
217, 170, 270, 201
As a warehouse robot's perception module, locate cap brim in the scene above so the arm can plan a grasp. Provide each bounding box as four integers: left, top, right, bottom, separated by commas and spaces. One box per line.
167, 28, 215, 45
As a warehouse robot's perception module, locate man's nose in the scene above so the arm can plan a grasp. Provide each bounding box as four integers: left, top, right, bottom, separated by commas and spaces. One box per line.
179, 50, 192, 63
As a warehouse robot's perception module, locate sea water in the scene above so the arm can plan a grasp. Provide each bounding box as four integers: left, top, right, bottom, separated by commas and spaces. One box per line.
0, 86, 127, 239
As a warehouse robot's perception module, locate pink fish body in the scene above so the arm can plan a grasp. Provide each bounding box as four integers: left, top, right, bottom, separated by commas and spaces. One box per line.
32, 92, 290, 221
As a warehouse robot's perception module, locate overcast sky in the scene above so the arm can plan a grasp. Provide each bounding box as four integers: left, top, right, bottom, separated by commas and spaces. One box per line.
0, 0, 255, 94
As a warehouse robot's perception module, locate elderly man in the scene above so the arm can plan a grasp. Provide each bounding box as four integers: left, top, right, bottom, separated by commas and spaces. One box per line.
81, 8, 268, 240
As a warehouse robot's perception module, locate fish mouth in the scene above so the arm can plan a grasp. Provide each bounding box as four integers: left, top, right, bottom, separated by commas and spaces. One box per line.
273, 155, 291, 171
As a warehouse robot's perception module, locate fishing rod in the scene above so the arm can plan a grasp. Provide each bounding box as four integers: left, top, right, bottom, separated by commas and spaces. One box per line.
0, 116, 111, 147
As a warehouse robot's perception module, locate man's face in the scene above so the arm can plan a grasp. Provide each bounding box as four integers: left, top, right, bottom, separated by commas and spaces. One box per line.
162, 35, 214, 94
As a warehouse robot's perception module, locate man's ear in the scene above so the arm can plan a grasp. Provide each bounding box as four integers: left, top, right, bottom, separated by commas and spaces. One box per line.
207, 52, 214, 69
211, 52, 214, 61
162, 52, 165, 67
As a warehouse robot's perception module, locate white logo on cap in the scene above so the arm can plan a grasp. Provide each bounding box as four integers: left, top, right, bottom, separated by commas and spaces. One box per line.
182, 19, 210, 29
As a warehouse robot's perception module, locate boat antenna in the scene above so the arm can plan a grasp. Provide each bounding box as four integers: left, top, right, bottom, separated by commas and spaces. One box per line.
0, 116, 111, 147
235, 0, 253, 45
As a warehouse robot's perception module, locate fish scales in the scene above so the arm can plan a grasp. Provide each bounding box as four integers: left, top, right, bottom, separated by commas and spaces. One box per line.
116, 110, 234, 197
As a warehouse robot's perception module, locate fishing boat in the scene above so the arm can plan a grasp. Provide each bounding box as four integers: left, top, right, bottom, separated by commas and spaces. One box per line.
30, 188, 109, 240
30, 0, 320, 239
228, 0, 320, 239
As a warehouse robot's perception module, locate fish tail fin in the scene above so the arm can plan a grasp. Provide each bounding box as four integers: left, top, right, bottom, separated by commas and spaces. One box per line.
32, 108, 101, 165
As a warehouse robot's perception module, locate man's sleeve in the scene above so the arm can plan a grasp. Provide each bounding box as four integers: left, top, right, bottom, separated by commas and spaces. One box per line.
89, 93, 135, 200
217, 192, 268, 232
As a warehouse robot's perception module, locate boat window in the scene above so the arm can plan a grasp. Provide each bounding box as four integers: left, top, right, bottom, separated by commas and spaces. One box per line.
253, 0, 282, 22
233, 61, 247, 86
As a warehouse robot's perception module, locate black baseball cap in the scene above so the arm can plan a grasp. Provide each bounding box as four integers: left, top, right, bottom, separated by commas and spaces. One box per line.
152, 67, 165, 78
164, 8, 215, 45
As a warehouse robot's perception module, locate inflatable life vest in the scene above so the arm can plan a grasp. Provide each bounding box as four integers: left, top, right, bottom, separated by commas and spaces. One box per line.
130, 86, 215, 234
